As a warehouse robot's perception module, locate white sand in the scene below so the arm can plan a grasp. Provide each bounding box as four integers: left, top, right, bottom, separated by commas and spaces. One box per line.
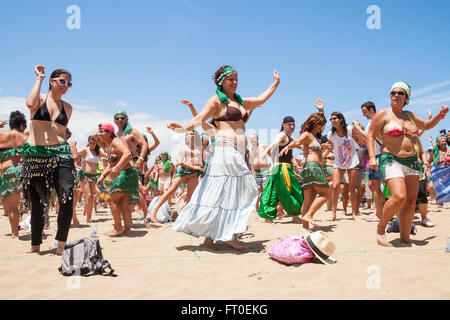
0, 202, 449, 300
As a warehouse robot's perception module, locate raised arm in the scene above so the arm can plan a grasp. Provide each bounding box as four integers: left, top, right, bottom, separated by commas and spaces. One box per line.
184, 96, 219, 132
418, 110, 434, 137
145, 127, 160, 152
409, 105, 448, 131
26, 65, 46, 110
279, 132, 309, 157
242, 70, 280, 110
262, 131, 287, 157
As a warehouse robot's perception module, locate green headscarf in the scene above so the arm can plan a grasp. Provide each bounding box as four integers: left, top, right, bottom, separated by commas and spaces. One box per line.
432, 136, 446, 165
216, 67, 245, 105
159, 151, 171, 172
114, 110, 133, 136
391, 82, 411, 105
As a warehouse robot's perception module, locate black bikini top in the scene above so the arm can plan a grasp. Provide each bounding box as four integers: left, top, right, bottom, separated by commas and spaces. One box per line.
210, 105, 249, 128
32, 95, 68, 126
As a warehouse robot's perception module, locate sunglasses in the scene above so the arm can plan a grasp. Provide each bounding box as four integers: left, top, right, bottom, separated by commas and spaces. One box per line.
115, 116, 126, 120
390, 91, 405, 96
330, 117, 339, 121
53, 78, 72, 87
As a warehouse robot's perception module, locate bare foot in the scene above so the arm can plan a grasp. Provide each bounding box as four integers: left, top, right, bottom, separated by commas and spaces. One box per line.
56, 243, 65, 255
264, 218, 274, 224
106, 229, 123, 237
201, 237, 216, 250
376, 227, 392, 247
27, 245, 40, 254
291, 216, 302, 224
303, 216, 319, 227
72, 221, 80, 228
123, 227, 131, 233
225, 239, 248, 251
329, 213, 336, 221
86, 219, 92, 224
302, 221, 312, 232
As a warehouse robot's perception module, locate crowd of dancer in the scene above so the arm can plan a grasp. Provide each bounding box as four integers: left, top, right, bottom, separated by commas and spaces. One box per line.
0, 64, 448, 255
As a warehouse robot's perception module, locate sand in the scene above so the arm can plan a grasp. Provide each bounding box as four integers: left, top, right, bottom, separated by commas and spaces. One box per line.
0, 201, 449, 300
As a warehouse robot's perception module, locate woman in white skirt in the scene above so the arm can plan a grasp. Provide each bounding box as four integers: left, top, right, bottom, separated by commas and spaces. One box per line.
170, 65, 280, 250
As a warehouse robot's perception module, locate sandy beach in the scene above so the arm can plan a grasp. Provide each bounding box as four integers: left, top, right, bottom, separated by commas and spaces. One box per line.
0, 201, 449, 300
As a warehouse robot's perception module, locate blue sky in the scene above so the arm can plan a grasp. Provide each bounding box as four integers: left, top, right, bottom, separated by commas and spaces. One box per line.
1, 0, 449, 160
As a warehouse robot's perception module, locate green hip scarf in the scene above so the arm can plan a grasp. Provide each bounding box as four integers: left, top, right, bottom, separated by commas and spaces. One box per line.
175, 166, 202, 179
322, 165, 335, 177
300, 161, 330, 190
0, 165, 22, 199
78, 170, 100, 182
378, 153, 421, 180
108, 167, 140, 205
20, 142, 74, 204
258, 163, 303, 220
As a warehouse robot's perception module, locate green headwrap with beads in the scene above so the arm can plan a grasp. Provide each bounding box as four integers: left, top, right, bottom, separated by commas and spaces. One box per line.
114, 110, 133, 136
215, 67, 244, 105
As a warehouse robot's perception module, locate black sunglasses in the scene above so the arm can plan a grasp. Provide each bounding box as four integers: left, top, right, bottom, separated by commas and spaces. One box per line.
53, 78, 72, 87
390, 91, 405, 96
330, 117, 339, 121
115, 116, 126, 120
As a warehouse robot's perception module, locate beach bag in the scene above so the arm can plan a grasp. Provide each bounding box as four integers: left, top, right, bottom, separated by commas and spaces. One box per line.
267, 236, 315, 265
431, 164, 450, 203
58, 238, 114, 276
387, 218, 416, 235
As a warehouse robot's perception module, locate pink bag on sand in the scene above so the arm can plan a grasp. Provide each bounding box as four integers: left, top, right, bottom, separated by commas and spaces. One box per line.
268, 236, 315, 265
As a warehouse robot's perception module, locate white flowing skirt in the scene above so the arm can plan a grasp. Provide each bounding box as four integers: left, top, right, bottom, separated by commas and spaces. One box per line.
173, 138, 258, 241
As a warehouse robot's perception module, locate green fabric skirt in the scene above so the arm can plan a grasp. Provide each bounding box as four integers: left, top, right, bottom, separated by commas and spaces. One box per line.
0, 165, 22, 199
258, 163, 303, 220
175, 166, 202, 179
300, 161, 330, 190
108, 167, 140, 204
322, 165, 335, 177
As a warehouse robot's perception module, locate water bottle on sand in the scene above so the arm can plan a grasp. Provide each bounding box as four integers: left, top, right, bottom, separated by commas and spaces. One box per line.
446, 236, 450, 253
91, 224, 98, 238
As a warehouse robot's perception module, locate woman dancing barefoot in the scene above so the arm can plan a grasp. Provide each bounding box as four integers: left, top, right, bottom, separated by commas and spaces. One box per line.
172, 66, 280, 250
22, 66, 76, 255
280, 111, 329, 231
368, 81, 448, 246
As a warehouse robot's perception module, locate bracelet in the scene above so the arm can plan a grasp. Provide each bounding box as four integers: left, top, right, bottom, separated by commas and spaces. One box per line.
439, 114, 445, 119
139, 156, 145, 161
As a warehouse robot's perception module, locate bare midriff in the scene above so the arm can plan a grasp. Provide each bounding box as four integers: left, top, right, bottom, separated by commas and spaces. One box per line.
27, 120, 67, 146
380, 133, 416, 158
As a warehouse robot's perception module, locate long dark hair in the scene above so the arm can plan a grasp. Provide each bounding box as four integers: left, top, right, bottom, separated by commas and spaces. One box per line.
88, 135, 100, 156
330, 112, 348, 137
